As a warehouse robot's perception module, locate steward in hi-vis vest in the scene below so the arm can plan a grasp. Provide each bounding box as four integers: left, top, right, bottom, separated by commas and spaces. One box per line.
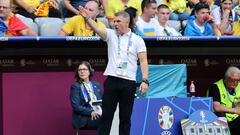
207, 66, 240, 135
214, 79, 240, 122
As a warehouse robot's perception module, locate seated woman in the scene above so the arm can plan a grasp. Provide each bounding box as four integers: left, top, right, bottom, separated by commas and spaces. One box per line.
125, 7, 138, 33
70, 61, 102, 130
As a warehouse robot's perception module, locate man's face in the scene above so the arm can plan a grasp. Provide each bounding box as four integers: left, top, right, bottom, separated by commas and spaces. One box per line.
226, 72, 240, 90
157, 8, 170, 25
113, 15, 129, 35
195, 8, 210, 25
144, 3, 158, 18
84, 1, 99, 19
0, 1, 10, 20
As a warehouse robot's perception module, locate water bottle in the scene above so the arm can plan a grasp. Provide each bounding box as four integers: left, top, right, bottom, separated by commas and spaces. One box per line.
189, 81, 196, 97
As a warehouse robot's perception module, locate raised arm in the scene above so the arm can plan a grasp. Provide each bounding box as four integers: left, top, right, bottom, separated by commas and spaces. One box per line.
79, 6, 107, 40
207, 15, 222, 36
62, 0, 79, 15
13, 0, 37, 13
219, 9, 232, 35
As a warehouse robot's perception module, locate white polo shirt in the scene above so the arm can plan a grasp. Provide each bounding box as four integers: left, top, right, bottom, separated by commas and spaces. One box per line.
159, 25, 182, 36
103, 28, 147, 81
136, 16, 162, 36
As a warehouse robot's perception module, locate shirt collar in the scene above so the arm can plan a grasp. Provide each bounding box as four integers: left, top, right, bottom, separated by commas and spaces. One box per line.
121, 28, 131, 36
223, 80, 235, 95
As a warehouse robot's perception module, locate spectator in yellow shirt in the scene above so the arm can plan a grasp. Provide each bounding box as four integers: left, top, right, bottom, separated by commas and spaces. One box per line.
59, 0, 105, 36
104, 0, 142, 28
232, 19, 240, 35
163, 0, 190, 21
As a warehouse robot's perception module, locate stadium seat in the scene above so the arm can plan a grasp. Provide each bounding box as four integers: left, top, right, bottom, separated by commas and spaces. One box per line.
16, 14, 39, 34
39, 21, 64, 36
167, 20, 181, 32
34, 17, 64, 36
97, 17, 110, 28
35, 17, 64, 26
182, 20, 188, 28
64, 17, 71, 23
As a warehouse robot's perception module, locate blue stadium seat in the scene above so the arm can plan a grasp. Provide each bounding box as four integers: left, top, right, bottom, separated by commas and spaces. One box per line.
16, 14, 39, 35
34, 17, 64, 36
39, 21, 64, 36
97, 17, 110, 28
64, 17, 71, 23
167, 20, 181, 32
35, 17, 64, 26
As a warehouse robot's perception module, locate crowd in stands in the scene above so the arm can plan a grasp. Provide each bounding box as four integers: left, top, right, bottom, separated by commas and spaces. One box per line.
0, 0, 240, 36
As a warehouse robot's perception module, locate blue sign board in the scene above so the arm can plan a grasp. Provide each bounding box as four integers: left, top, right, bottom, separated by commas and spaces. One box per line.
131, 97, 213, 135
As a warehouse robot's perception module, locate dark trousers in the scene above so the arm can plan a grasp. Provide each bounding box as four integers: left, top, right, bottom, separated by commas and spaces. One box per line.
228, 116, 240, 135
97, 76, 136, 135
85, 117, 101, 129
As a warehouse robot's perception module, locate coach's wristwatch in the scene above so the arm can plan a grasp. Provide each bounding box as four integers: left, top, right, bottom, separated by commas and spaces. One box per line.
142, 78, 149, 85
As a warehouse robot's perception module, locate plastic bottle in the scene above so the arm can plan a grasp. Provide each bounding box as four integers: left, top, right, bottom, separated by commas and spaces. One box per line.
189, 81, 196, 97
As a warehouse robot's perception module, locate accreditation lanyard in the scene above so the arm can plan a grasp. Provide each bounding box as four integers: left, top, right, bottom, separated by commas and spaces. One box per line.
117, 32, 132, 56
83, 82, 96, 101
80, 83, 89, 103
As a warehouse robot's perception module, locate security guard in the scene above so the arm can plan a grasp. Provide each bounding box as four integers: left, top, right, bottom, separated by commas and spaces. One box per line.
207, 66, 240, 135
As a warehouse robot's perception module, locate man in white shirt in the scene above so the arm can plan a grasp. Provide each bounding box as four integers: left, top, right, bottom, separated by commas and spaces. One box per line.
78, 7, 149, 135
157, 4, 182, 36
135, 0, 161, 36
184, 2, 215, 36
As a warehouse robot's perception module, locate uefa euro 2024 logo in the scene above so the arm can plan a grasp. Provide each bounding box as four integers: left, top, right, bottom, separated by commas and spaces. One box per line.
159, 106, 174, 135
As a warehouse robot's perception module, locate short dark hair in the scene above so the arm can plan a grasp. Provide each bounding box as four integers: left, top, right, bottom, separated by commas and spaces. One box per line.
141, 0, 157, 12
194, 2, 209, 13
115, 11, 130, 22
125, 7, 137, 31
74, 61, 94, 82
157, 4, 169, 11
221, 0, 232, 3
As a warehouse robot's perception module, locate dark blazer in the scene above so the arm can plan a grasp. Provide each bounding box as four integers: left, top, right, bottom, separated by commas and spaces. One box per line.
70, 81, 102, 129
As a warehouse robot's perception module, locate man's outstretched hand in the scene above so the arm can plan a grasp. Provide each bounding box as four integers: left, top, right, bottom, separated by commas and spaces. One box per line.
78, 6, 89, 18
